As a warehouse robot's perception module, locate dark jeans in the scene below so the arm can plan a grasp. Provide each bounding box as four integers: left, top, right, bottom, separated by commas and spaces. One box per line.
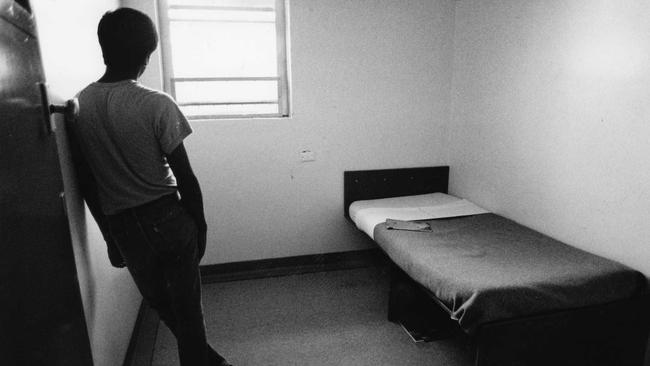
107, 194, 224, 366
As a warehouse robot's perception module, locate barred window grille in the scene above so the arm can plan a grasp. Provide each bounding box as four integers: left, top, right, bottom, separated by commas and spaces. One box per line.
158, 0, 291, 119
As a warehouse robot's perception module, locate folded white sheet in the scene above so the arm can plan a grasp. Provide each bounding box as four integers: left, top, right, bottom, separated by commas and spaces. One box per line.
349, 193, 489, 239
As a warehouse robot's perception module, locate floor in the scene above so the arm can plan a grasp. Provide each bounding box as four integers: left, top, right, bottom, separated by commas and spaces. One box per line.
151, 266, 475, 366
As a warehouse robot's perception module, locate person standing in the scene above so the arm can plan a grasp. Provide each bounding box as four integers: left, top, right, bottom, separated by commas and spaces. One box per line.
69, 8, 232, 366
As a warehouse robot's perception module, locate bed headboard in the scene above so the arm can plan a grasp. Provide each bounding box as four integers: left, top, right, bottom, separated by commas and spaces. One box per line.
343, 166, 449, 219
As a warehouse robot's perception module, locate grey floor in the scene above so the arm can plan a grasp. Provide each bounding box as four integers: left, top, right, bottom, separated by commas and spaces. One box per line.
152, 266, 474, 366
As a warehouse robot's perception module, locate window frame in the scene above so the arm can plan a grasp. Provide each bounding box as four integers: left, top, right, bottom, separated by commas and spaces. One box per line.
157, 0, 291, 120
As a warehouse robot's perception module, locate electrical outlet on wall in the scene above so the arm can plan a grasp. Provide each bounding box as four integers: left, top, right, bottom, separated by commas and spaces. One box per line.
299, 149, 316, 162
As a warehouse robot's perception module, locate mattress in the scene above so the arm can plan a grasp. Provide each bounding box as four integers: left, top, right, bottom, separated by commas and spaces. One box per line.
349, 193, 489, 239
350, 196, 647, 333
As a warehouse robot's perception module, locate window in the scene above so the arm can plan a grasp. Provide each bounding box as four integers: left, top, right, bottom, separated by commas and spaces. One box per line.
158, 0, 291, 119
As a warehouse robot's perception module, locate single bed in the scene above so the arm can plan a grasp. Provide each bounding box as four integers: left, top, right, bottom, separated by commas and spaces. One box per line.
344, 166, 649, 366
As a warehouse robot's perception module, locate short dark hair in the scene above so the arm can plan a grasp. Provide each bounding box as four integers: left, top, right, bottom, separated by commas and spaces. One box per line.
98, 8, 158, 70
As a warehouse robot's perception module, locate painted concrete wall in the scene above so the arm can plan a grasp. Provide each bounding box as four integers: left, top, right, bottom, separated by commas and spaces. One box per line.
161, 0, 457, 264
32, 1, 142, 365
449, 0, 650, 276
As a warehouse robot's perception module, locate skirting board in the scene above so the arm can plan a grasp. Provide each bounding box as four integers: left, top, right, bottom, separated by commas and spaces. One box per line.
121, 249, 387, 365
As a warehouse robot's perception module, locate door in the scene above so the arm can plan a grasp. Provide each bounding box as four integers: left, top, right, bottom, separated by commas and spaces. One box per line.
0, 2, 93, 365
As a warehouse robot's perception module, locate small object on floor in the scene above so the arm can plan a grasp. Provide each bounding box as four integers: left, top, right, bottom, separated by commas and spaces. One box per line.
398, 321, 456, 343
214, 357, 233, 366
208, 352, 233, 366
385, 218, 432, 232
211, 359, 233, 366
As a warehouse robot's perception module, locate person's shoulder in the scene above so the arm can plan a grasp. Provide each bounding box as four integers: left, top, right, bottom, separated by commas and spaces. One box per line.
76, 82, 100, 100
133, 83, 176, 105
130, 84, 182, 122
75, 83, 105, 118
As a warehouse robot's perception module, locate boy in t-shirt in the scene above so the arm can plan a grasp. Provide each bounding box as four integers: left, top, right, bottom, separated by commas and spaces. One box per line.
69, 8, 232, 366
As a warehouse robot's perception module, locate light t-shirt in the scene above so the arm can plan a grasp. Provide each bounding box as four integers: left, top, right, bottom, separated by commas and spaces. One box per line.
73, 80, 192, 215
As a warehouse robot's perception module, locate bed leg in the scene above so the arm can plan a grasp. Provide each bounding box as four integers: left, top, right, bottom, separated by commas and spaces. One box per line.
387, 263, 458, 341
387, 262, 418, 323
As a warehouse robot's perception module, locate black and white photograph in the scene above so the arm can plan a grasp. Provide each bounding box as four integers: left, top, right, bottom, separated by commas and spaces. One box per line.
1, 0, 649, 365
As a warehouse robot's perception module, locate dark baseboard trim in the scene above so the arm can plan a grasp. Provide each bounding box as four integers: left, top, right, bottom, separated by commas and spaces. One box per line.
200, 248, 388, 284
122, 299, 160, 366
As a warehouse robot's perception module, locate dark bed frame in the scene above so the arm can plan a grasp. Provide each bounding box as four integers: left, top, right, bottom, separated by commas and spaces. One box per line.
344, 166, 649, 366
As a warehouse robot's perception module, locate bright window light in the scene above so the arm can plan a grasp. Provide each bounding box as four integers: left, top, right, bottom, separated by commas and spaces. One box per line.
158, 0, 291, 119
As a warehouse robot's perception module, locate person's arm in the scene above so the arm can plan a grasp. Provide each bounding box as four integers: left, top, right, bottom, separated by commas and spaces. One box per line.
166, 142, 207, 259
67, 125, 126, 268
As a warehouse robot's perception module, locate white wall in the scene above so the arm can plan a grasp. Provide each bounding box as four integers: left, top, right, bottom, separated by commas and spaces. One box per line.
180, 0, 457, 264
32, 1, 142, 365
449, 0, 650, 276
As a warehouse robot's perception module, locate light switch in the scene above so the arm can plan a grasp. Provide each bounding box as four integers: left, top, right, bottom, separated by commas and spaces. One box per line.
300, 149, 316, 162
